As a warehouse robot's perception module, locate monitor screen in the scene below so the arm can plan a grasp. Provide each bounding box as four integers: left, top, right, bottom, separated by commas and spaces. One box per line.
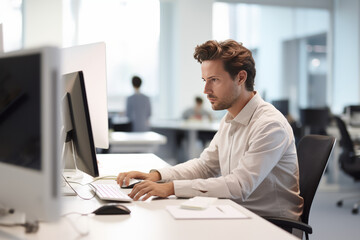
62, 42, 109, 149
62, 71, 99, 178
0, 53, 41, 170
0, 47, 61, 224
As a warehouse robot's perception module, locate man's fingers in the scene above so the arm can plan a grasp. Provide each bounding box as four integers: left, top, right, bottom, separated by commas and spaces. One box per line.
117, 171, 142, 186
134, 186, 152, 201
129, 181, 151, 200
142, 192, 153, 201
116, 172, 126, 185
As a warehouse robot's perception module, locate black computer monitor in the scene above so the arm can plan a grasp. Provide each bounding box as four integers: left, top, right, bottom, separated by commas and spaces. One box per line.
62, 71, 99, 178
272, 99, 289, 116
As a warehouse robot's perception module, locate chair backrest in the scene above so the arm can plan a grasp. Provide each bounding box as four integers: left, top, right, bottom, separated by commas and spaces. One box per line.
300, 108, 330, 128
297, 135, 336, 224
333, 116, 355, 154
333, 115, 360, 180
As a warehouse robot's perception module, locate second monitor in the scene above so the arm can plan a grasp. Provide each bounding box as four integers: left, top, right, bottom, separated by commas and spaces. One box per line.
62, 71, 99, 178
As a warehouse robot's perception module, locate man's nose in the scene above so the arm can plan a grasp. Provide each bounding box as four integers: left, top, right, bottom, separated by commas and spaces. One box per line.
203, 81, 212, 94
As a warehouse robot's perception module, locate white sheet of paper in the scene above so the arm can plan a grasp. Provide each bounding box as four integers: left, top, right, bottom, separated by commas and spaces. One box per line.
166, 205, 250, 220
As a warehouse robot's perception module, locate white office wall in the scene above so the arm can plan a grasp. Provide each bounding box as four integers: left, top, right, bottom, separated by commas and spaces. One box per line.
253, 7, 329, 101
0, 1, 23, 52
158, 0, 213, 119
23, 0, 63, 48
332, 0, 360, 113
175, 0, 213, 118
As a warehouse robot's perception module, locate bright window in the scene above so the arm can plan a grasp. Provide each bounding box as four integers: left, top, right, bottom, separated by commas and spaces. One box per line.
0, 0, 23, 52
63, 0, 160, 111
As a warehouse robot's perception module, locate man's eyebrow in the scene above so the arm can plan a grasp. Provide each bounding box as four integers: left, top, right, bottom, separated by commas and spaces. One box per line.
203, 76, 220, 80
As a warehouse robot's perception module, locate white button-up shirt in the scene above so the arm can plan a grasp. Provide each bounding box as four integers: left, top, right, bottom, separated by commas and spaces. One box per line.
158, 93, 303, 220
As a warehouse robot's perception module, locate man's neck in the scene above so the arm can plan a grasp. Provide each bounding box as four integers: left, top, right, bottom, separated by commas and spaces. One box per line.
228, 91, 256, 118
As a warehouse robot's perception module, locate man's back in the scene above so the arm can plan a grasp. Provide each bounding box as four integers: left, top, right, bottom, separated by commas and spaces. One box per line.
126, 93, 151, 132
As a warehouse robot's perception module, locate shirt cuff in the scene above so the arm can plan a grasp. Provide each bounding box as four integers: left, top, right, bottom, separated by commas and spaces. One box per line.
173, 180, 210, 198
156, 167, 174, 181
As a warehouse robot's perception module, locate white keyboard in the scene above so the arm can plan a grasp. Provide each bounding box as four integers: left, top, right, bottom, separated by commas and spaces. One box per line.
91, 183, 133, 202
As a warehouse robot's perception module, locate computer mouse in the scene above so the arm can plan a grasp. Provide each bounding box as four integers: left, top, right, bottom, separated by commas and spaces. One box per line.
92, 203, 131, 215
121, 179, 142, 189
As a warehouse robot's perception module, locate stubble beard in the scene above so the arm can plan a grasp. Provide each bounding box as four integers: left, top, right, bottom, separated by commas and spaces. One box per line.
209, 94, 238, 111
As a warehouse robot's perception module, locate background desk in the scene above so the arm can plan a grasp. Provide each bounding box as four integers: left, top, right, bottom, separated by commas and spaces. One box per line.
108, 131, 167, 153
151, 119, 219, 162
1, 154, 297, 240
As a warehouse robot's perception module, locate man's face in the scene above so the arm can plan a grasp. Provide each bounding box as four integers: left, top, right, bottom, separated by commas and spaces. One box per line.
201, 60, 240, 111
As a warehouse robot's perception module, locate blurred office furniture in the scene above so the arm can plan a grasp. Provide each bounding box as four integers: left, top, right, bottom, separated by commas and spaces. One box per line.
108, 131, 167, 153
333, 116, 360, 214
151, 119, 219, 163
272, 99, 301, 144
272, 99, 289, 116
108, 113, 132, 132
264, 135, 336, 240
344, 105, 360, 127
299, 107, 330, 136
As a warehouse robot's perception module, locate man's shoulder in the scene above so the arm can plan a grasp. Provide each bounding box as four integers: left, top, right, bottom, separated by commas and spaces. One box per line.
130, 93, 150, 100
252, 103, 290, 128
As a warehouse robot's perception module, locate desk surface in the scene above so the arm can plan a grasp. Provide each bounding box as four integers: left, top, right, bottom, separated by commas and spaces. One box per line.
151, 119, 220, 132
109, 132, 167, 153
2, 154, 297, 240
109, 131, 167, 145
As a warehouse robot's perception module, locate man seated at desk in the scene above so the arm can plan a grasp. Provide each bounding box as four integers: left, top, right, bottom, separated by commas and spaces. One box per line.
117, 39, 303, 220
182, 96, 213, 122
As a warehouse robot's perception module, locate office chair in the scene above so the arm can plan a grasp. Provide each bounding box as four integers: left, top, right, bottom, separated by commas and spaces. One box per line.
264, 135, 336, 240
333, 116, 360, 214
344, 105, 360, 126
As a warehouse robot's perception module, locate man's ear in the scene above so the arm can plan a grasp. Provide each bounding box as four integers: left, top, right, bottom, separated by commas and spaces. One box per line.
236, 70, 247, 86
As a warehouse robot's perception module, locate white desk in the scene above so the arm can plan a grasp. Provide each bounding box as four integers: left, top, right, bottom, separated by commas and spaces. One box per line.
109, 131, 167, 153
1, 154, 297, 240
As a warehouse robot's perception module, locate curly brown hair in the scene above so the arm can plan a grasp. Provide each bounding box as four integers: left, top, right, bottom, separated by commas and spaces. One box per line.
193, 39, 256, 91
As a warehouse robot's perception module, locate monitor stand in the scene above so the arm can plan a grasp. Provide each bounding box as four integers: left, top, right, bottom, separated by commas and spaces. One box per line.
0, 210, 24, 225
0, 210, 39, 233
61, 140, 81, 196
62, 140, 83, 180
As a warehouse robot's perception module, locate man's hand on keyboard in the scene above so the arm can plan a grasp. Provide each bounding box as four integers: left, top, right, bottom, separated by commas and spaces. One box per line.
116, 171, 161, 187
128, 180, 174, 201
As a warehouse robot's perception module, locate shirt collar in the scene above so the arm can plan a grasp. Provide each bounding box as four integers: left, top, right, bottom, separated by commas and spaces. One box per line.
224, 92, 262, 126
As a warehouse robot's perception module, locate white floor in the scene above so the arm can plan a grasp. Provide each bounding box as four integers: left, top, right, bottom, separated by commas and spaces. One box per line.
310, 180, 360, 240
